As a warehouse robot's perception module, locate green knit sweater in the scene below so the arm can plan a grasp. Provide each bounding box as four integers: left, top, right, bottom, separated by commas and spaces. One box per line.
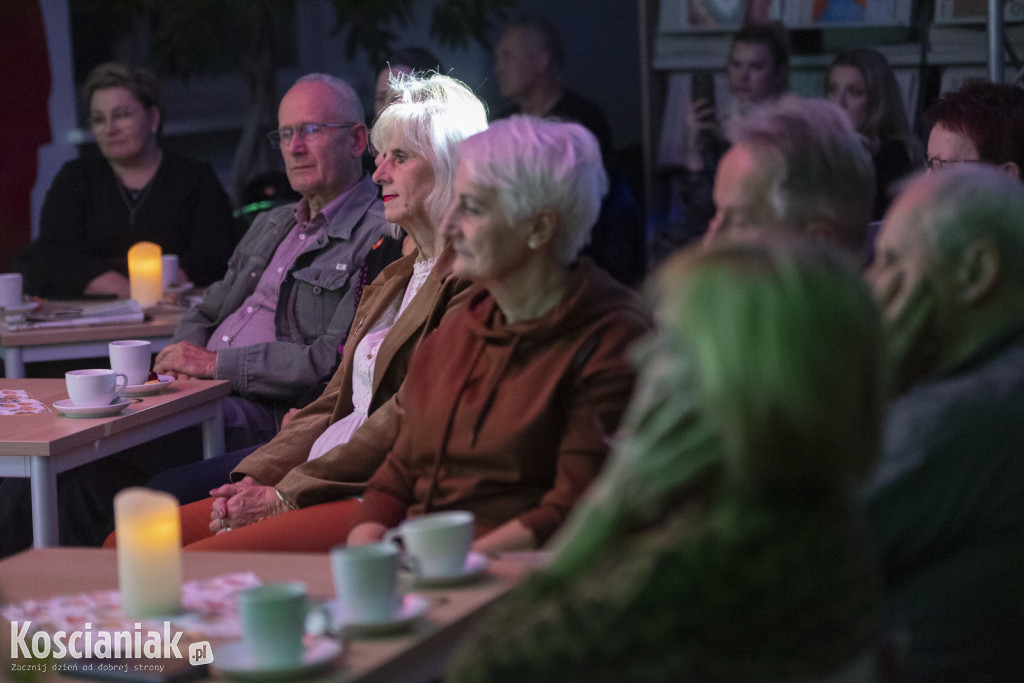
447, 485, 883, 682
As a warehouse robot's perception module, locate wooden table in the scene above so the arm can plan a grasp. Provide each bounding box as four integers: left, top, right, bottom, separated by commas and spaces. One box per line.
0, 548, 536, 682
0, 308, 184, 379
0, 378, 229, 548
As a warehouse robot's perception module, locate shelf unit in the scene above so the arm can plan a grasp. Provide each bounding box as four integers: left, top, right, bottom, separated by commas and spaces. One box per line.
638, 0, 1024, 239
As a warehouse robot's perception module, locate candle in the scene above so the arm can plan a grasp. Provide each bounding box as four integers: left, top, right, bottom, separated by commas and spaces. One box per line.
114, 488, 183, 618
128, 241, 163, 308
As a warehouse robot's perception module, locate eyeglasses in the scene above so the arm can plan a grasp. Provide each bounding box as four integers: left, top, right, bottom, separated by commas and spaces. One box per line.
90, 108, 138, 128
925, 156, 982, 172
267, 123, 358, 149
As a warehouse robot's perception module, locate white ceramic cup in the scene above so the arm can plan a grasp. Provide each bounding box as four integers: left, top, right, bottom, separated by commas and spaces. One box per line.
237, 583, 325, 668
383, 510, 474, 578
109, 340, 153, 386
65, 369, 128, 407
0, 273, 23, 309
161, 254, 179, 289
330, 543, 401, 625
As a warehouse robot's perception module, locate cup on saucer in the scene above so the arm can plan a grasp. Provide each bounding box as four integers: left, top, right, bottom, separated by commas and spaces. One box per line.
0, 273, 23, 309
109, 340, 152, 386
383, 510, 474, 579
65, 369, 128, 408
161, 254, 179, 290
330, 543, 402, 624
237, 583, 326, 668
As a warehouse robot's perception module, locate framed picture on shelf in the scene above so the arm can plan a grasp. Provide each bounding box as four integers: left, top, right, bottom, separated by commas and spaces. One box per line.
658, 0, 913, 32
657, 0, 782, 30
782, 0, 914, 26
934, 0, 1024, 23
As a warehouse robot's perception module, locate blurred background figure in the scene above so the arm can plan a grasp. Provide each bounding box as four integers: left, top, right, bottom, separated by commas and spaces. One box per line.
448, 235, 886, 681
705, 95, 875, 259
922, 80, 1024, 180
373, 47, 445, 118
493, 16, 612, 157
721, 21, 790, 117
825, 48, 922, 220
14, 62, 236, 299
494, 15, 645, 287
652, 22, 791, 261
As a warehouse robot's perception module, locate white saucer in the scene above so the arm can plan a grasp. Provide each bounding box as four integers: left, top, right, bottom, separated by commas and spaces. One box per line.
0, 301, 38, 314
163, 281, 194, 294
53, 397, 132, 418
411, 551, 491, 588
211, 637, 341, 680
123, 374, 175, 396
326, 593, 430, 637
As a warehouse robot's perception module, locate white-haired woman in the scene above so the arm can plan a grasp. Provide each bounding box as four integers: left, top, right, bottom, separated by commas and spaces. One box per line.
345, 116, 652, 555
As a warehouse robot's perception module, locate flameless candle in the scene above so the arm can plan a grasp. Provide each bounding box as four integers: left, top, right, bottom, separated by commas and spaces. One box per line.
114, 487, 183, 618
128, 241, 163, 308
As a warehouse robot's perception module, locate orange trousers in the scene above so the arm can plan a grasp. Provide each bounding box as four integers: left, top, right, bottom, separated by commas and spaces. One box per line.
103, 497, 363, 552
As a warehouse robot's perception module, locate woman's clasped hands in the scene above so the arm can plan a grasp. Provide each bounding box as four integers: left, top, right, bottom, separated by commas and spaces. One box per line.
208, 476, 289, 533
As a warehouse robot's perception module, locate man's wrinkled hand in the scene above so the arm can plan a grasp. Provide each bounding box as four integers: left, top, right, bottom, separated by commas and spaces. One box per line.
154, 341, 217, 379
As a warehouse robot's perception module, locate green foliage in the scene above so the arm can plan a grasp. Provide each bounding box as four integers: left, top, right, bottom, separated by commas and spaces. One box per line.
430, 0, 516, 50
73, 0, 513, 77
327, 0, 417, 65
325, 0, 514, 67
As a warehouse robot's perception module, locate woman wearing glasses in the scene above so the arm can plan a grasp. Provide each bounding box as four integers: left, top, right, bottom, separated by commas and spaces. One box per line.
15, 62, 236, 299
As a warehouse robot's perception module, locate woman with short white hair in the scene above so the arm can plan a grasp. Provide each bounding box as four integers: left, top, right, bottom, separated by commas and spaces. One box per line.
346, 116, 652, 555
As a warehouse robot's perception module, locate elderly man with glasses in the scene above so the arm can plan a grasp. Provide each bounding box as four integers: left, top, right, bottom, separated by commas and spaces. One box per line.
153, 73, 398, 449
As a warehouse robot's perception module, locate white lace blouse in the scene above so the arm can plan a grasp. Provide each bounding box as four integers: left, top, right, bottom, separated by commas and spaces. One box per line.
306, 256, 436, 461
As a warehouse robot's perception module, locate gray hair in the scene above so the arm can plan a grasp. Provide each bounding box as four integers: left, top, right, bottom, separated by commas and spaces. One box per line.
727, 95, 876, 253
294, 73, 365, 125
455, 115, 609, 264
910, 165, 1024, 284
370, 72, 489, 227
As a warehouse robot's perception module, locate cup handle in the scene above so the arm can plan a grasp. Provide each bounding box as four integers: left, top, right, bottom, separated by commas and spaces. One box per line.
399, 554, 421, 588
113, 373, 129, 400
382, 528, 402, 547
305, 602, 334, 638
382, 529, 421, 584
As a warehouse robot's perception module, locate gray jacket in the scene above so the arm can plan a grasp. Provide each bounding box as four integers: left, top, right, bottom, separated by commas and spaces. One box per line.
172, 175, 390, 403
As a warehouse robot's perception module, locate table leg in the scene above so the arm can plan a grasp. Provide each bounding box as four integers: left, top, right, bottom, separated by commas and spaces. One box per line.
3, 347, 26, 378
29, 456, 59, 548
202, 399, 225, 460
